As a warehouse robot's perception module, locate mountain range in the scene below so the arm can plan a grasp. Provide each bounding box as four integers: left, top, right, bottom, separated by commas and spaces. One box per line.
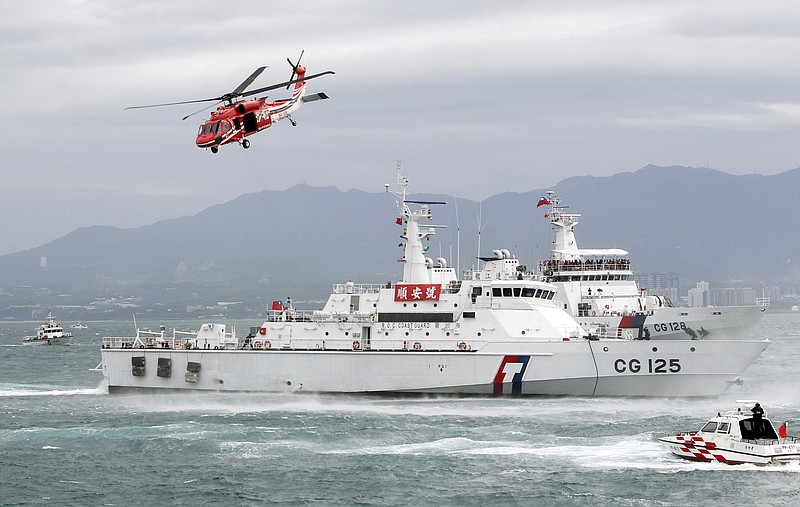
1, 165, 798, 318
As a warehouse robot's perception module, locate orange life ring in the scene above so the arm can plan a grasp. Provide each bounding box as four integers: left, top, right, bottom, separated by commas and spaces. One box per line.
254, 341, 263, 349
458, 342, 468, 351
413, 342, 422, 350
264, 340, 272, 349
352, 340, 361, 350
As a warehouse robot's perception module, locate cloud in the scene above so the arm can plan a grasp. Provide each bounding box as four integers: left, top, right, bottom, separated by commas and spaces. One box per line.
1, 0, 799, 253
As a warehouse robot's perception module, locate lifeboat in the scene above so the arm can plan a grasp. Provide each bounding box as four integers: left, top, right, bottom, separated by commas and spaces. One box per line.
659, 400, 799, 465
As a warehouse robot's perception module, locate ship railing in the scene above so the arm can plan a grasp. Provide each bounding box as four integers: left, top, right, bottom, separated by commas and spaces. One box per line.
265, 309, 374, 324
540, 259, 631, 273
583, 326, 640, 341
171, 329, 199, 349
102, 335, 173, 349
462, 270, 538, 281
241, 336, 484, 352
332, 283, 386, 294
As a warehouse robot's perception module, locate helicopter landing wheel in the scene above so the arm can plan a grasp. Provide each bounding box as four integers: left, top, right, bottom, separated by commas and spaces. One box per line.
211, 146, 219, 154
242, 139, 251, 149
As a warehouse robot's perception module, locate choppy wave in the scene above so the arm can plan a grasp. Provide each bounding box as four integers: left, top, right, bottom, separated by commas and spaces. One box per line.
0, 385, 105, 397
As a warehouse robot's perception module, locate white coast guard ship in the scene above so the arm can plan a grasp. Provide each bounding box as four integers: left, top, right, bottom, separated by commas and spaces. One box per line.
537, 192, 765, 341
23, 311, 73, 346
99, 176, 769, 395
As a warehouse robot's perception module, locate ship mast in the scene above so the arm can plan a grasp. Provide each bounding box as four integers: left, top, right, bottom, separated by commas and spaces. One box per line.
386, 164, 446, 284
545, 191, 582, 261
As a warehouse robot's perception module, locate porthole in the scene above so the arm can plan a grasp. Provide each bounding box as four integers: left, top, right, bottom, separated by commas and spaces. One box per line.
446, 332, 450, 337
521, 330, 526, 335
454, 303, 458, 307
325, 332, 329, 336
425, 332, 430, 336
690, 347, 696, 352
477, 332, 482, 337
345, 332, 349, 336
603, 347, 609, 352
652, 347, 658, 352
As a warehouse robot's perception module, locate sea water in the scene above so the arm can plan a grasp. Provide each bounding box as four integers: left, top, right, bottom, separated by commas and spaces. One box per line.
1, 314, 799, 506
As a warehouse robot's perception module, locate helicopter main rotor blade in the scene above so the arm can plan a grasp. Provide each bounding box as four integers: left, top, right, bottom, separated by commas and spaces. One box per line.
182, 100, 224, 121
125, 97, 223, 110
241, 70, 335, 98
230, 66, 267, 96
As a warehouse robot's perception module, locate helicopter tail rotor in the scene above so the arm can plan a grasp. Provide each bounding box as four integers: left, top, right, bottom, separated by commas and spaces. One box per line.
286, 50, 305, 89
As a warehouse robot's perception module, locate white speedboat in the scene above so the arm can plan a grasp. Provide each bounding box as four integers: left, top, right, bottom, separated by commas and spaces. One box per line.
71, 322, 88, 329
23, 311, 73, 346
537, 192, 765, 340
99, 173, 769, 395
659, 401, 799, 465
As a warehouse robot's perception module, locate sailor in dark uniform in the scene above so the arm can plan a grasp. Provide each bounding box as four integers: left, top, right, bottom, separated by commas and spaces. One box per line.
751, 402, 764, 438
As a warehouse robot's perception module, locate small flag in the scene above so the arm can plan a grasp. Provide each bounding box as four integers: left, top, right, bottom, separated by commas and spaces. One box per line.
779, 421, 788, 439
536, 196, 551, 208
271, 300, 284, 311
396, 217, 403, 225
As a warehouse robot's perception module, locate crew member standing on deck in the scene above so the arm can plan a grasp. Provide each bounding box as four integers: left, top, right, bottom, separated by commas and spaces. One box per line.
752, 402, 764, 438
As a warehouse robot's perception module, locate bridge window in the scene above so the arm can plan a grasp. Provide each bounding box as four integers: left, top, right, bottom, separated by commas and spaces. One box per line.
502, 288, 512, 297
700, 421, 718, 433
492, 288, 502, 297
513, 288, 521, 297
717, 422, 730, 434
521, 288, 535, 297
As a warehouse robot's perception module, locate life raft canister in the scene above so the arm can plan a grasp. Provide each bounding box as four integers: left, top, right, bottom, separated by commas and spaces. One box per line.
259, 327, 267, 335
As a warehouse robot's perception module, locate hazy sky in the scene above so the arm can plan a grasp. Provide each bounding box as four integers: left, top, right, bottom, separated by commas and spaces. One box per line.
2, 1, 799, 254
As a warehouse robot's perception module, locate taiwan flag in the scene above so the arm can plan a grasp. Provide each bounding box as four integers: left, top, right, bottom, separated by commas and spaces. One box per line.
536, 196, 551, 208
779, 421, 788, 439
271, 300, 284, 311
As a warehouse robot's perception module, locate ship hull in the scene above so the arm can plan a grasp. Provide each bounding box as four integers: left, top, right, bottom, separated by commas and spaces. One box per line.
102, 338, 768, 397
22, 337, 72, 346
659, 435, 800, 465
576, 305, 764, 341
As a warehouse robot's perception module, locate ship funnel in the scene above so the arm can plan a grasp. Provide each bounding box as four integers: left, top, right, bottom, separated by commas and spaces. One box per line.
492, 249, 503, 259
436, 257, 447, 268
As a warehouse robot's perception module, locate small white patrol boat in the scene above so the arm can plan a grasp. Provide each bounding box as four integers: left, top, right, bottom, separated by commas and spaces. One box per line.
22, 311, 73, 346
659, 400, 799, 465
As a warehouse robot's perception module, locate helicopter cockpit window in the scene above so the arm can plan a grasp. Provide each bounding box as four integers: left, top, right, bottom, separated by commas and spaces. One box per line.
221, 122, 231, 133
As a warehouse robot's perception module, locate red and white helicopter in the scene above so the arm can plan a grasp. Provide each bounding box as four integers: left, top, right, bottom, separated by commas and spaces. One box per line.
127, 52, 334, 153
